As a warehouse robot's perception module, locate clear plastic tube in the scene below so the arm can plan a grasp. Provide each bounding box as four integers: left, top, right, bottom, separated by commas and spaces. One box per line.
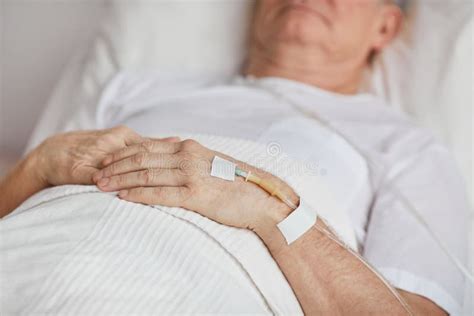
236, 166, 413, 315
235, 167, 298, 209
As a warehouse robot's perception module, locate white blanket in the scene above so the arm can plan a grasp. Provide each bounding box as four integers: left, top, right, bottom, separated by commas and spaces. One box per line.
1, 135, 356, 314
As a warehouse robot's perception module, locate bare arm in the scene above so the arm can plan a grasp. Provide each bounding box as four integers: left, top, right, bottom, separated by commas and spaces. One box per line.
96, 139, 448, 315
0, 126, 144, 219
0, 152, 47, 218
255, 199, 448, 315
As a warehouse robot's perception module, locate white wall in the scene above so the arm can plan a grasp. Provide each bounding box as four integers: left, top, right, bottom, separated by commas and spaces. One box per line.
0, 0, 106, 169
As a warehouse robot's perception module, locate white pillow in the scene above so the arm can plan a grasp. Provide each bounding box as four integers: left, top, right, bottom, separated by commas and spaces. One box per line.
25, 0, 255, 152
100, 0, 254, 76
28, 0, 472, 201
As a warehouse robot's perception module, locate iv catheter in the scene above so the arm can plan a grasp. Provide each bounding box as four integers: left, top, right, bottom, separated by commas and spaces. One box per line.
235, 163, 413, 314
247, 77, 474, 286
235, 167, 298, 210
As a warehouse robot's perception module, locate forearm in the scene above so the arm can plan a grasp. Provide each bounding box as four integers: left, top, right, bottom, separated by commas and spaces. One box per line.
241, 170, 407, 315
90, 139, 446, 315
256, 212, 413, 315
255, 188, 450, 316
0, 152, 48, 218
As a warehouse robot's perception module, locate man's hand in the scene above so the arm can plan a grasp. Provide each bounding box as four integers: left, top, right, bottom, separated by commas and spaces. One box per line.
33, 126, 144, 186
94, 138, 296, 231
1, 126, 144, 217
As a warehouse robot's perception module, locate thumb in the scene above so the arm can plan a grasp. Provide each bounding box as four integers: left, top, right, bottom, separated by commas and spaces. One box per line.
109, 125, 144, 146
123, 131, 145, 146
75, 166, 100, 185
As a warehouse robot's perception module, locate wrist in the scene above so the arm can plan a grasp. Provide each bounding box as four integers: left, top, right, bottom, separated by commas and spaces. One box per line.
253, 181, 299, 254
0, 150, 49, 218
234, 162, 300, 251
24, 148, 49, 189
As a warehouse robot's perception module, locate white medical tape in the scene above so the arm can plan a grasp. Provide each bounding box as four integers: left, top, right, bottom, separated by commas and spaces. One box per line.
277, 199, 318, 245
210, 156, 236, 181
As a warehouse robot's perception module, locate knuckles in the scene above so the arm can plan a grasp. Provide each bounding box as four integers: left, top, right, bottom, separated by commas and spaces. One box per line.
102, 125, 141, 145
140, 141, 155, 153
95, 135, 113, 148
113, 125, 132, 134
177, 151, 194, 165
177, 139, 210, 176
101, 126, 128, 141
176, 151, 208, 179
180, 139, 201, 152
132, 152, 148, 167
141, 168, 155, 185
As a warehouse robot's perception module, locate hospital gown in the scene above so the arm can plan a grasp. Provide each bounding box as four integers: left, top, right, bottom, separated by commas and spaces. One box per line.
59, 73, 472, 315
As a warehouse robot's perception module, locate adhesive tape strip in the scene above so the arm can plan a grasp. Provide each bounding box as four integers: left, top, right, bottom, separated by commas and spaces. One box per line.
210, 156, 236, 181
277, 199, 318, 244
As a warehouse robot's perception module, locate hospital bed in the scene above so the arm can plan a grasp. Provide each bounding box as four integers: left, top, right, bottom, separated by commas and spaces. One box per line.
11, 0, 474, 313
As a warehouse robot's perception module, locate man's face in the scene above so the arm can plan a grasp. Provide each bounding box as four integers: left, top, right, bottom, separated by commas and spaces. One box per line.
252, 0, 391, 62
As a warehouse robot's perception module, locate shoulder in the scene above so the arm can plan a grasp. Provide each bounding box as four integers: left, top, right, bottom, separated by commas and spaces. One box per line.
329, 96, 461, 184
343, 96, 445, 158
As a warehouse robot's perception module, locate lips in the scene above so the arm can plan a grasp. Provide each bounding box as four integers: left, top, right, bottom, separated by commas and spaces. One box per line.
283, 2, 331, 27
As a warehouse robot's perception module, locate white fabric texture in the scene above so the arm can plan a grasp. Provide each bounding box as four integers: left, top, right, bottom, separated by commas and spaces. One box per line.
55, 73, 469, 314
25, 0, 473, 205
1, 134, 359, 315
21, 0, 472, 313
60, 73, 371, 249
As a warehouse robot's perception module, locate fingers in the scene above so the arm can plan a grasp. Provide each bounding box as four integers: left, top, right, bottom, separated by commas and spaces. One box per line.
118, 186, 190, 207
110, 125, 144, 146
124, 132, 144, 146
149, 136, 181, 143
97, 169, 186, 192
103, 141, 181, 166
95, 153, 179, 180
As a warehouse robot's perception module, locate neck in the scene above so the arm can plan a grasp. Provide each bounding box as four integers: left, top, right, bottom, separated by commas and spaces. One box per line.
244, 44, 366, 95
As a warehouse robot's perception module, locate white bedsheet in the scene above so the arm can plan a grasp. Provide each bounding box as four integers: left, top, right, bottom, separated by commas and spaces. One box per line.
1, 135, 357, 314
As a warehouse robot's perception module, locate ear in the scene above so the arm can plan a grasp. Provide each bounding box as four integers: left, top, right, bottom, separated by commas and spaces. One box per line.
372, 5, 403, 52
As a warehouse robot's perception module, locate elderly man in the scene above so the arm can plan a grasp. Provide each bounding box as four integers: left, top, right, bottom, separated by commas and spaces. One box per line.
0, 0, 469, 315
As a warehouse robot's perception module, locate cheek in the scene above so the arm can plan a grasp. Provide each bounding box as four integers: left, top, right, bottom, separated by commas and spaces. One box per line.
333, 18, 371, 44
323, 26, 377, 65
333, 0, 379, 24
329, 2, 379, 47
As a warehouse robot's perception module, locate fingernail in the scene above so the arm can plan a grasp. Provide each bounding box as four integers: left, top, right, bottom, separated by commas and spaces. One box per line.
119, 190, 128, 198
98, 178, 110, 187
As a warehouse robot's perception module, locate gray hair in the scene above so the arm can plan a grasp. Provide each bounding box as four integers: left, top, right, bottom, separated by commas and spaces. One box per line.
395, 0, 407, 10
388, 0, 408, 11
